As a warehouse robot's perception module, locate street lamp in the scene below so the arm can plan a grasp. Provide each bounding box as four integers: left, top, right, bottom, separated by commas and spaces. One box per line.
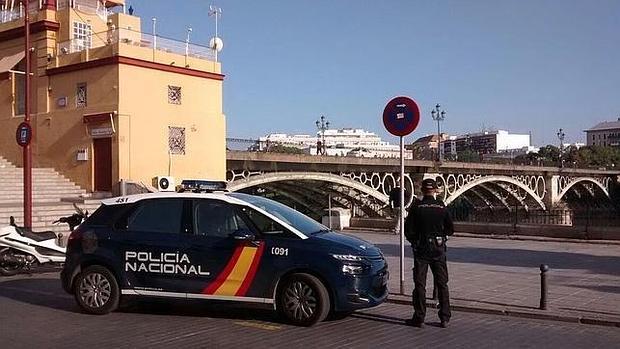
315, 115, 330, 155
557, 128, 565, 168
431, 104, 446, 162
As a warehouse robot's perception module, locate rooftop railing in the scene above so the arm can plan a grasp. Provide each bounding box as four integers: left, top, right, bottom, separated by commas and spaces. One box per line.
1, 0, 115, 24
56, 27, 216, 62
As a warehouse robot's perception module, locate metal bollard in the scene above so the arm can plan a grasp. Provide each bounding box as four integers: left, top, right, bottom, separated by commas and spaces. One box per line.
539, 264, 549, 310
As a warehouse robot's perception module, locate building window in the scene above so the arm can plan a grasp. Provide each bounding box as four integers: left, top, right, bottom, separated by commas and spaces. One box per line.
13, 61, 25, 115
168, 85, 182, 105
72, 22, 92, 51
168, 126, 186, 155
76, 82, 87, 108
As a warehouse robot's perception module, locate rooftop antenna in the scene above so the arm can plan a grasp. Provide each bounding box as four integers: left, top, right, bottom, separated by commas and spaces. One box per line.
185, 26, 192, 66
208, 4, 223, 62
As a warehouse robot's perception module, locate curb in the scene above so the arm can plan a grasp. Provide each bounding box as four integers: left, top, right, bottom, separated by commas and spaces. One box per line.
453, 232, 620, 246
340, 229, 620, 246
385, 294, 620, 328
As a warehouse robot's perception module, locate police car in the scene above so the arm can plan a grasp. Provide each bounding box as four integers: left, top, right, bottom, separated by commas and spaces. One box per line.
61, 181, 388, 326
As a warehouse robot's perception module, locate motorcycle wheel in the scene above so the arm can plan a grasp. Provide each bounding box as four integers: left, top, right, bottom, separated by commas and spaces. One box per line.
0, 249, 24, 276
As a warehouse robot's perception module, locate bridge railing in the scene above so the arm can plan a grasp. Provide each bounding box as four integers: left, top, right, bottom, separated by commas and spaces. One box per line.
449, 206, 620, 228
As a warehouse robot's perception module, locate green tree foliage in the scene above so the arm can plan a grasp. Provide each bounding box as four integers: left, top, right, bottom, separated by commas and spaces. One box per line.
568, 145, 620, 168
456, 149, 481, 162
517, 145, 620, 168
267, 144, 305, 154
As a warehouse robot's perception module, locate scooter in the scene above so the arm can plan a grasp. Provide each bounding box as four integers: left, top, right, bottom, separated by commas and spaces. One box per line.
0, 204, 88, 276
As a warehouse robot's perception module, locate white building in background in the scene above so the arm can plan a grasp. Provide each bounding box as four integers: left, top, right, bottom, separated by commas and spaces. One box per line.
455, 130, 532, 154
259, 128, 404, 158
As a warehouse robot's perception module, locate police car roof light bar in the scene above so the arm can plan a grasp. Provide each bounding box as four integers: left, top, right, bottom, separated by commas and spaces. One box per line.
179, 179, 228, 193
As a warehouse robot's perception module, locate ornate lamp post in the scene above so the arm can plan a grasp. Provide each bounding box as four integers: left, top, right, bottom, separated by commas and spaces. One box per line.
315, 115, 329, 155
431, 104, 446, 162
557, 128, 565, 168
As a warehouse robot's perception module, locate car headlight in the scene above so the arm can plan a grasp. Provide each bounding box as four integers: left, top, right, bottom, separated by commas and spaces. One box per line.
341, 264, 364, 275
331, 254, 364, 262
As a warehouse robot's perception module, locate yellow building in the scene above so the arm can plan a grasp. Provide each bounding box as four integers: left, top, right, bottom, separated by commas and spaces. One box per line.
0, 0, 225, 194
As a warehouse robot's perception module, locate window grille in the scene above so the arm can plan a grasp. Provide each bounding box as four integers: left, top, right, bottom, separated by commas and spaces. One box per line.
72, 21, 92, 51
168, 127, 186, 155
168, 85, 182, 104
76, 83, 87, 107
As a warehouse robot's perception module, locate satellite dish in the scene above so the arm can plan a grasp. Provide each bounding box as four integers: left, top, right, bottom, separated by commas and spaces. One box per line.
209, 36, 224, 52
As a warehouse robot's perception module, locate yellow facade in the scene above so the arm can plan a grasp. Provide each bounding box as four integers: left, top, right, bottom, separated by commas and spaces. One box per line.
0, 0, 225, 193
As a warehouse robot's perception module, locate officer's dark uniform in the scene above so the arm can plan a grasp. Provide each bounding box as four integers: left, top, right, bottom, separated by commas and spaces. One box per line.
404, 179, 454, 327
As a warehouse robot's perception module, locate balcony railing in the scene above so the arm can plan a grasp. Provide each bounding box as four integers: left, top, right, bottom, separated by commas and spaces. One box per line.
0, 1, 41, 24
56, 27, 216, 62
1, 1, 115, 24
57, 0, 113, 21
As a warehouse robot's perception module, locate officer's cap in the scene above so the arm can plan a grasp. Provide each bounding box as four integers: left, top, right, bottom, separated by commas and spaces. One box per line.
421, 178, 438, 190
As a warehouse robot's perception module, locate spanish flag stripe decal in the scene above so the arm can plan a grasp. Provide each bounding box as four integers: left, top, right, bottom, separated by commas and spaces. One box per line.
203, 245, 244, 295
213, 247, 258, 295
235, 243, 265, 296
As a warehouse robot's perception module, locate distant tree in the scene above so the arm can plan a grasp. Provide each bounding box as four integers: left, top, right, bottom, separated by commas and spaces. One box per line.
267, 144, 304, 154
456, 149, 481, 163
409, 143, 434, 160
537, 145, 561, 164
575, 146, 620, 168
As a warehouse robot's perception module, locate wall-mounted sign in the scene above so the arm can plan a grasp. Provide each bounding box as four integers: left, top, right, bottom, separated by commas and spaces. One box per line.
57, 97, 67, 107
16, 122, 32, 147
89, 126, 114, 138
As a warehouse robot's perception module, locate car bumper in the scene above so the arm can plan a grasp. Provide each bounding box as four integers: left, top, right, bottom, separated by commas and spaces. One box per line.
60, 264, 80, 294
334, 267, 389, 311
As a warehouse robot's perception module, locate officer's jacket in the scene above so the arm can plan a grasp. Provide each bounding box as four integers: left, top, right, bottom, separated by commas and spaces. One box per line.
404, 196, 454, 247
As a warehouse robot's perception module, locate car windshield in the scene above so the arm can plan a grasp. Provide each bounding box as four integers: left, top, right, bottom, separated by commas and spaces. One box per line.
229, 193, 328, 236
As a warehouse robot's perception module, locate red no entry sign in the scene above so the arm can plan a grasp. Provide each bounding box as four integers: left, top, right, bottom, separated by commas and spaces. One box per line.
383, 96, 420, 137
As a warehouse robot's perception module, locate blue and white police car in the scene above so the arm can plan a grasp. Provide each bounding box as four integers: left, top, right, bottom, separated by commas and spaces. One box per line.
61, 181, 388, 326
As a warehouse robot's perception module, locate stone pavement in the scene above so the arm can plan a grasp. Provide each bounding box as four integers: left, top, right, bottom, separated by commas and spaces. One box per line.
3, 273, 620, 348
345, 231, 620, 326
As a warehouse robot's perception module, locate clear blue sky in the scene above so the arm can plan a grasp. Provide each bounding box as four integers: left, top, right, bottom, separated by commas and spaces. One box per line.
133, 0, 619, 146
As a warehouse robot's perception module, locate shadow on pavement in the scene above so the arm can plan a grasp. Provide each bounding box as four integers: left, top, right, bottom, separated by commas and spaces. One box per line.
374, 244, 620, 276
568, 284, 620, 295
0, 277, 77, 313
351, 311, 408, 326
451, 297, 538, 310
0, 276, 348, 325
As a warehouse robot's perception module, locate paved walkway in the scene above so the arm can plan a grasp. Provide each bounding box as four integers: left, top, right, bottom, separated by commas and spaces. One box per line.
346, 231, 620, 326
3, 273, 620, 348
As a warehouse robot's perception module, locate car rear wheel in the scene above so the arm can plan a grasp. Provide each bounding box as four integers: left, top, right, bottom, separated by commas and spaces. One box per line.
74, 266, 119, 315
277, 273, 330, 326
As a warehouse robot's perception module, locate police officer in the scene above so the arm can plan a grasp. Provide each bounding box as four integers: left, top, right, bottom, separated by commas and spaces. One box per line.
404, 178, 454, 328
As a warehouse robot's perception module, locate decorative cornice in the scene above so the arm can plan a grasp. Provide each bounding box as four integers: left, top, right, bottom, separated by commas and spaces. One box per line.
0, 20, 60, 42
46, 55, 226, 81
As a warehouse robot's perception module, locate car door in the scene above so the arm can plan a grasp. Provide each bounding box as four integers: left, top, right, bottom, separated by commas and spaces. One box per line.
183, 199, 269, 300
113, 198, 192, 295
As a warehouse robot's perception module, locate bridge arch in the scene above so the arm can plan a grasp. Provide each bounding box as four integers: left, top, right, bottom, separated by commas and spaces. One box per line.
227, 172, 389, 203
556, 177, 610, 202
444, 175, 546, 210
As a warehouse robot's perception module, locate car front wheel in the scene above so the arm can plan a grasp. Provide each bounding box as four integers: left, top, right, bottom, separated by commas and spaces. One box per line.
74, 265, 120, 315
277, 273, 330, 326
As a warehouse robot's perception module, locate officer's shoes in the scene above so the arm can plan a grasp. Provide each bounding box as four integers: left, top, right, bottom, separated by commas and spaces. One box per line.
405, 318, 424, 328
440, 319, 450, 328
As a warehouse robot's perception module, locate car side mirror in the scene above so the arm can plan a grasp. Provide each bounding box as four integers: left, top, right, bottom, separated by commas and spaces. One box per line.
231, 229, 255, 241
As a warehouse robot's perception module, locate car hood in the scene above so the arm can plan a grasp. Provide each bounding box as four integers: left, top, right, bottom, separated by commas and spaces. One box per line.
311, 231, 382, 256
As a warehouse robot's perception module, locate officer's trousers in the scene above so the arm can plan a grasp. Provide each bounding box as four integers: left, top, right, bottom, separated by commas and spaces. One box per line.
412, 254, 451, 322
